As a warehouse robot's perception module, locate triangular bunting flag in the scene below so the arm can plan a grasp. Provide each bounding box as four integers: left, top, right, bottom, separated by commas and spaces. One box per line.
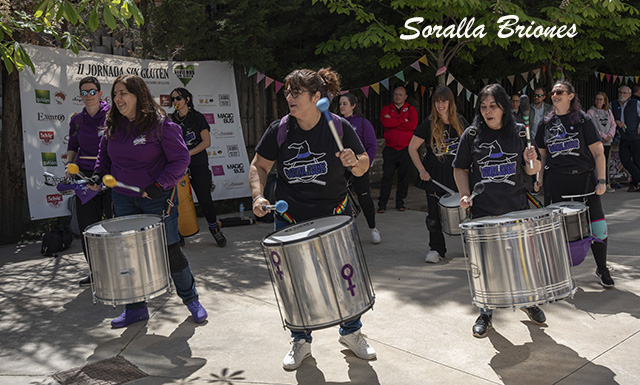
530, 78, 535, 88
410, 60, 422, 73
361, 86, 370, 98
594, 71, 599, 79
446, 73, 454, 85
473, 94, 478, 106
275, 81, 284, 93
371, 83, 380, 94
636, 76, 639, 83
466, 90, 472, 101
606, 74, 611, 82
421, 86, 427, 97
395, 71, 405, 82
619, 76, 624, 84
414, 82, 419, 92
436, 66, 447, 77
522, 85, 528, 94
625, 76, 631, 84
600, 73, 606, 81
483, 78, 489, 85
380, 78, 390, 90
248, 67, 258, 77
256, 73, 265, 83
419, 55, 429, 66
534, 68, 541, 80
521, 71, 529, 81
264, 76, 274, 88
457, 83, 463, 95
340, 90, 349, 95
507, 75, 515, 85
613, 75, 618, 84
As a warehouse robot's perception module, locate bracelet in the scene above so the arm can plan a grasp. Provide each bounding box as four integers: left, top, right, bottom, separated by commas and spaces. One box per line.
252, 195, 264, 204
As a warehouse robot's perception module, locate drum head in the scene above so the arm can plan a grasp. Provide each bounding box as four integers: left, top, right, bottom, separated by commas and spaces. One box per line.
439, 193, 461, 208
547, 201, 587, 214
460, 208, 556, 229
263, 215, 351, 245
85, 214, 162, 235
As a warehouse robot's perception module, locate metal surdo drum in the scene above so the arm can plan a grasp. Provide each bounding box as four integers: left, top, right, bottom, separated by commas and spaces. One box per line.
84, 215, 172, 306
261, 216, 375, 331
439, 193, 466, 236
460, 208, 576, 309
546, 201, 590, 242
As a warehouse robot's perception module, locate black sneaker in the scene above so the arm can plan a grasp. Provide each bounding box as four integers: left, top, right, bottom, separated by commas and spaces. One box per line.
595, 267, 615, 288
210, 227, 227, 247
473, 314, 492, 338
79, 276, 91, 287
521, 306, 546, 325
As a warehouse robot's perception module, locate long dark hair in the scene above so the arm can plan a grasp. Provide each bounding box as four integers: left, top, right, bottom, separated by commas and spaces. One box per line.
170, 87, 197, 112
106, 74, 166, 138
429, 86, 465, 153
472, 83, 514, 129
339, 92, 363, 117
547, 80, 584, 125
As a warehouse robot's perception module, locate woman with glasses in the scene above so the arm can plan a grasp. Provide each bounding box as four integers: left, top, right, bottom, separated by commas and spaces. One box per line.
536, 80, 613, 288
249, 68, 375, 370
91, 74, 208, 328
409, 86, 468, 264
169, 87, 226, 247
587, 92, 617, 192
452, 84, 543, 338
65, 76, 113, 287
338, 92, 381, 244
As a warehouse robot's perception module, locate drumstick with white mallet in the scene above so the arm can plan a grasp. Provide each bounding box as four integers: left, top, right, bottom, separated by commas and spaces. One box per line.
520, 94, 534, 169
468, 181, 486, 201
316, 97, 353, 170
262, 200, 289, 214
102, 174, 142, 193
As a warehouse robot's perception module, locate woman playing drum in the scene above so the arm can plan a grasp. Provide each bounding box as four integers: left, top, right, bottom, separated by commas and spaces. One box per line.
249, 68, 375, 370
452, 83, 543, 338
408, 86, 468, 263
535, 80, 613, 288
91, 74, 208, 328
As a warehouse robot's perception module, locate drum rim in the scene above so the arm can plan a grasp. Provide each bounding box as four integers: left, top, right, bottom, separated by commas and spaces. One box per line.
438, 192, 461, 208
261, 215, 354, 246
83, 214, 163, 237
459, 209, 558, 228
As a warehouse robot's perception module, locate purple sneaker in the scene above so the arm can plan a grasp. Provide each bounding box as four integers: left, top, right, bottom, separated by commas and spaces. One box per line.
187, 300, 208, 323
110, 307, 149, 328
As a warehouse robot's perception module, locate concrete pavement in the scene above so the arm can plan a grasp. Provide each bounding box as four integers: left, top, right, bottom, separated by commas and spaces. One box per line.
1, 186, 639, 385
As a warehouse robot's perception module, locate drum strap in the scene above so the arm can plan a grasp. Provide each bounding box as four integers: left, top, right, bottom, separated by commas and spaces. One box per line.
162, 187, 178, 220
333, 194, 349, 215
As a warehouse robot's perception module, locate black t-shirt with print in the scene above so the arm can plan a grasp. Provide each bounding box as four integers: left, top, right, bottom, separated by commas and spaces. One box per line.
413, 115, 468, 193
171, 110, 209, 166
256, 115, 365, 222
453, 121, 530, 218
535, 113, 600, 173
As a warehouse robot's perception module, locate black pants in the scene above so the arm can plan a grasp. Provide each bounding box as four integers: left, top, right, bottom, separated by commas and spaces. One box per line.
77, 189, 113, 259
189, 164, 218, 224
619, 139, 640, 186
426, 191, 447, 256
603, 145, 612, 184
378, 146, 411, 207
349, 171, 376, 229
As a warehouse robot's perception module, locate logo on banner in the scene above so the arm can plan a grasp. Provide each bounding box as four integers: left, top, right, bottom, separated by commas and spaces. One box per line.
39, 131, 55, 145
41, 152, 58, 167
54, 91, 66, 105
37, 112, 66, 122
226, 163, 245, 174
217, 113, 234, 124
197, 95, 215, 106
72, 95, 84, 106
219, 94, 231, 107
212, 128, 235, 139
223, 180, 246, 189
46, 194, 64, 208
159, 94, 172, 108
227, 144, 240, 157
35, 89, 50, 104
208, 147, 224, 158
211, 165, 225, 176
174, 64, 195, 86
203, 113, 215, 124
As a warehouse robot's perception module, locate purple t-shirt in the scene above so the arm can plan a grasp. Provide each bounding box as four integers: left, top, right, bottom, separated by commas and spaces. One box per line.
94, 116, 190, 196
67, 101, 110, 171
344, 115, 377, 166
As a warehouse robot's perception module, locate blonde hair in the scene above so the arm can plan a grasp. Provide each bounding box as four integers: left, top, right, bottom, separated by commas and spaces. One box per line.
429, 86, 465, 155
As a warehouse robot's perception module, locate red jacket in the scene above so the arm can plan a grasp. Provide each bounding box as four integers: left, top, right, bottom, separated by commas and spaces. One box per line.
380, 102, 418, 150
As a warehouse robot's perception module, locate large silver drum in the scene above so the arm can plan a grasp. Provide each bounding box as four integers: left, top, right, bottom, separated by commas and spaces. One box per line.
84, 215, 172, 306
262, 216, 375, 331
439, 193, 466, 236
546, 201, 590, 242
460, 208, 576, 309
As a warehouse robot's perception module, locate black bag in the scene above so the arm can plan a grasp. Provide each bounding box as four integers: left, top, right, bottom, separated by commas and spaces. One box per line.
41, 226, 73, 258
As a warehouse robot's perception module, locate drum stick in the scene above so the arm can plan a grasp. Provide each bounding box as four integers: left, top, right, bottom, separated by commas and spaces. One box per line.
263, 200, 289, 214
316, 97, 344, 151
102, 174, 141, 193
520, 94, 534, 169
78, 156, 98, 160
430, 178, 456, 195
67, 163, 92, 183
468, 182, 486, 202
561, 191, 595, 199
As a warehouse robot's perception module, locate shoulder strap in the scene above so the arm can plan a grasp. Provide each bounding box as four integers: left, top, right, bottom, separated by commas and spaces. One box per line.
277, 113, 344, 148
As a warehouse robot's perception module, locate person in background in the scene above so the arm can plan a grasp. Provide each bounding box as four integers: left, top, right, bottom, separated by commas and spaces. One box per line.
530, 86, 553, 140
587, 92, 617, 192
510, 93, 524, 124
339, 92, 381, 244
65, 76, 113, 287
611, 85, 640, 192
92, 74, 208, 328
378, 85, 418, 212
408, 86, 468, 263
170, 87, 226, 247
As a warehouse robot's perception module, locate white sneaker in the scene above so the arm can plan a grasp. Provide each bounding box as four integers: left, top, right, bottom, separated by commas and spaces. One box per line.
282, 340, 311, 370
425, 250, 442, 264
338, 330, 376, 360
371, 228, 381, 244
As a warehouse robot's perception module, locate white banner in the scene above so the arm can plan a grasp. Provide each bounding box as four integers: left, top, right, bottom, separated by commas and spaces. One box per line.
19, 45, 250, 220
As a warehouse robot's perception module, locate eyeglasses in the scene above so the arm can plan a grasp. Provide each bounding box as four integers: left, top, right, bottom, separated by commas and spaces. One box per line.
550, 90, 569, 96
80, 89, 98, 97
619, 91, 631, 95
170, 95, 184, 102
284, 89, 312, 99
534, 94, 545, 98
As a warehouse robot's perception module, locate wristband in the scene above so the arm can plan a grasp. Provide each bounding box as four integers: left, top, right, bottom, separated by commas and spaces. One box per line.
252, 195, 264, 204
597, 179, 606, 185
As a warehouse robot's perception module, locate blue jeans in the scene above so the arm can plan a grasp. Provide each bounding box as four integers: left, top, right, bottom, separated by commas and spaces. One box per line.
112, 190, 199, 308
274, 217, 362, 343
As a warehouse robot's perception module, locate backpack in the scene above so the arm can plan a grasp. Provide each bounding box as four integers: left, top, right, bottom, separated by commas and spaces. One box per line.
41, 226, 74, 258
277, 113, 344, 147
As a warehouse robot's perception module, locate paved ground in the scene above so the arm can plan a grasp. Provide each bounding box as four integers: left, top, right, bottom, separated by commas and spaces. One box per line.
1, 186, 639, 385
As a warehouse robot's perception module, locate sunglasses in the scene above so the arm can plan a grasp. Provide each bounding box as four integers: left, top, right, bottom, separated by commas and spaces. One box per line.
284, 89, 312, 99
534, 93, 545, 98
171, 95, 184, 102
80, 89, 98, 97
550, 90, 569, 96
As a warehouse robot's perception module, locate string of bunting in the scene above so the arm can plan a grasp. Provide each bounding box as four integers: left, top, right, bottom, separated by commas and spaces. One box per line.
594, 72, 640, 85
247, 59, 542, 105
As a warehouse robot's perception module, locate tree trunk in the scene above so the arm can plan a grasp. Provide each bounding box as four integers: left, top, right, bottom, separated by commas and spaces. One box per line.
252, 80, 262, 144
0, 66, 29, 245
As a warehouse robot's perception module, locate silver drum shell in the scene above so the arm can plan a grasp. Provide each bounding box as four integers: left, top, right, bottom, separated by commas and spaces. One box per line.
439, 193, 466, 236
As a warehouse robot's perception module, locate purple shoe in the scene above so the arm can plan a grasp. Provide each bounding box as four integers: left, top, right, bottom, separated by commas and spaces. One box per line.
187, 300, 208, 323
110, 307, 149, 328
